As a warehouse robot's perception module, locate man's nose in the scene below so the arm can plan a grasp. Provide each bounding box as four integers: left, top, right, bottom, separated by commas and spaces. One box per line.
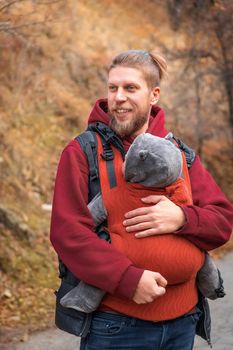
115, 89, 127, 102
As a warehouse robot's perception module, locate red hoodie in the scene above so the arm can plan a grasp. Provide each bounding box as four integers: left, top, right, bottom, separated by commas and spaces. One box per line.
50, 98, 233, 300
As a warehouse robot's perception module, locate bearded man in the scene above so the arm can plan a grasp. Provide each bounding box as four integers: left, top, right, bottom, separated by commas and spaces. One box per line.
50, 50, 233, 350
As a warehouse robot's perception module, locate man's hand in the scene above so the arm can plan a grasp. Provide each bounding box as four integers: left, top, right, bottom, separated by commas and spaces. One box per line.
123, 195, 186, 238
133, 270, 167, 304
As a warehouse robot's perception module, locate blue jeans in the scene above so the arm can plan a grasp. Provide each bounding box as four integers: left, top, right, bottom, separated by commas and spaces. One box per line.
80, 310, 200, 350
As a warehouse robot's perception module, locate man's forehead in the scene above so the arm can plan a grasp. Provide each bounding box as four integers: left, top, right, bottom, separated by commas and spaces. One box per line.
108, 66, 146, 85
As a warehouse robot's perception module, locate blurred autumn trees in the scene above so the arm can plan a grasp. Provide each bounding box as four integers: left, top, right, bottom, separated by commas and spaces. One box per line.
165, 0, 233, 161
167, 0, 233, 129
0, 0, 63, 39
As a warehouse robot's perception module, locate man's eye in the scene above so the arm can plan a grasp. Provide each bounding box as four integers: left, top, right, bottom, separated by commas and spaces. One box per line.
127, 86, 136, 92
109, 86, 116, 92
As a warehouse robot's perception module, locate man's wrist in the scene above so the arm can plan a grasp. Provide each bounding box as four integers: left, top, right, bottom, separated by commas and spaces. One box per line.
175, 205, 187, 232
114, 266, 144, 299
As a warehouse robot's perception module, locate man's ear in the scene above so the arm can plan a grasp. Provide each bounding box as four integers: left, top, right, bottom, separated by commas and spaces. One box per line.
150, 86, 160, 106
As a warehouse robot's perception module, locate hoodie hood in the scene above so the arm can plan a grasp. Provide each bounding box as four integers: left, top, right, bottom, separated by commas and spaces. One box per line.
87, 98, 168, 139
88, 98, 109, 125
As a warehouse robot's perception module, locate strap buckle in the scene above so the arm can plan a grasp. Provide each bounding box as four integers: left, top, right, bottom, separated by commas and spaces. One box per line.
101, 144, 114, 161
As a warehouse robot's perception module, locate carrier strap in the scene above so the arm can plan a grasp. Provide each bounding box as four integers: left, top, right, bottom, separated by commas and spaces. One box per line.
88, 122, 125, 189
88, 122, 125, 160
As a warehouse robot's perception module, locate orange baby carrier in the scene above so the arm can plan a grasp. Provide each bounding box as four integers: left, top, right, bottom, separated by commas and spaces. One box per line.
95, 132, 204, 321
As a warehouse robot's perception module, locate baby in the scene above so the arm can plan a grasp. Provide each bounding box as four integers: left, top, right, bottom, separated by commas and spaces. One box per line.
60, 133, 225, 313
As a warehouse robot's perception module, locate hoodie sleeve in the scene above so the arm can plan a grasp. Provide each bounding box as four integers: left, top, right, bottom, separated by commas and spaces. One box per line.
175, 155, 233, 250
50, 140, 143, 299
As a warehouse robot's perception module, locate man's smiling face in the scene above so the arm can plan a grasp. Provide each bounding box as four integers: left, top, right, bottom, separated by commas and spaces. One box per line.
107, 66, 159, 138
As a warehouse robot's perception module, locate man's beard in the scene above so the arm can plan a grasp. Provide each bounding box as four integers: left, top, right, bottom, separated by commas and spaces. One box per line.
109, 112, 149, 139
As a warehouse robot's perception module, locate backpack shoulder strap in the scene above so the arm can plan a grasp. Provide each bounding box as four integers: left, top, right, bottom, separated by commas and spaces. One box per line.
166, 132, 195, 199
75, 130, 100, 201
174, 136, 195, 199
172, 135, 196, 169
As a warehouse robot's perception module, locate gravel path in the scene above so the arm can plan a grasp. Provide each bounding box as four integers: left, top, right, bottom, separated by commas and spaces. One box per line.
194, 251, 233, 350
5, 251, 233, 350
